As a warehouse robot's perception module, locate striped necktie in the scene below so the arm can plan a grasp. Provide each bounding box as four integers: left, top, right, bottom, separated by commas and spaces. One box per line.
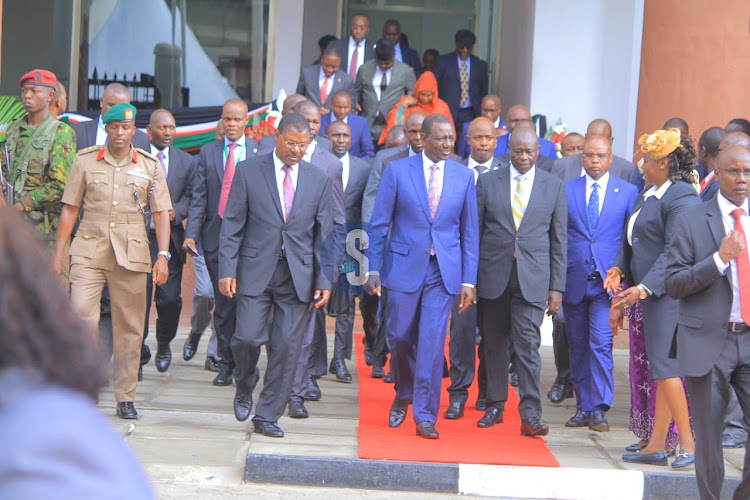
459, 59, 469, 107
512, 174, 526, 231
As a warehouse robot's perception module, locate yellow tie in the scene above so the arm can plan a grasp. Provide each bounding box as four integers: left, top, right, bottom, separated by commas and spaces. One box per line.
459, 60, 469, 107
512, 174, 526, 231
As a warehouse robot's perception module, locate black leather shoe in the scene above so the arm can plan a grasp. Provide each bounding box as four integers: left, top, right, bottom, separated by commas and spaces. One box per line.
475, 392, 487, 411
671, 451, 695, 469
521, 417, 549, 437
621, 450, 668, 465
371, 365, 385, 378
565, 383, 574, 399
565, 410, 591, 428
233, 388, 253, 422
625, 440, 648, 452
547, 383, 566, 404
443, 401, 465, 420
722, 434, 745, 448
116, 402, 138, 419
589, 411, 610, 432
477, 407, 504, 428
183, 331, 202, 361
138, 366, 143, 381
510, 372, 519, 387
253, 421, 284, 438
416, 421, 439, 439
329, 359, 353, 383
213, 370, 233, 386
364, 346, 373, 366
204, 357, 220, 372
383, 371, 394, 383
306, 376, 322, 401
288, 400, 309, 418
389, 396, 410, 428
155, 345, 172, 372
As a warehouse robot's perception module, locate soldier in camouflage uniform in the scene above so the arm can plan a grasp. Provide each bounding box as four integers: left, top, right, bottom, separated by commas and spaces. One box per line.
1, 69, 75, 245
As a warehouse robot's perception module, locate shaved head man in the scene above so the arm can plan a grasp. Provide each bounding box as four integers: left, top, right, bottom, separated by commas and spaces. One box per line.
720, 131, 750, 151
386, 125, 407, 148
50, 81, 67, 118
466, 117, 497, 165
506, 105, 533, 133
561, 133, 584, 157
282, 94, 307, 115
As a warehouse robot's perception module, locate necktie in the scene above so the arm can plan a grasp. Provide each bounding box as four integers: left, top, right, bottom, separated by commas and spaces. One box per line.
428, 164, 440, 255
379, 71, 388, 100
459, 59, 469, 107
512, 174, 526, 231
588, 183, 600, 274
320, 76, 330, 105
349, 42, 359, 80
217, 143, 238, 218
474, 164, 486, 179
157, 150, 167, 178
731, 208, 750, 324
282, 165, 295, 221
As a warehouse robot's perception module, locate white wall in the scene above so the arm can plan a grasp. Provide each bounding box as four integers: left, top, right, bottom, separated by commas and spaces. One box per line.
528, 0, 644, 158
268, 0, 304, 100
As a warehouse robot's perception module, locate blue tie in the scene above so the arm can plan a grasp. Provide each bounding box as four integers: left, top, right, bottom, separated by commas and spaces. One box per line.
588, 183, 599, 274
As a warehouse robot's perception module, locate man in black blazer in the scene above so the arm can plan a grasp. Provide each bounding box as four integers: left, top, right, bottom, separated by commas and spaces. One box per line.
475, 127, 567, 436
552, 119, 644, 191
329, 15, 375, 82
218, 112, 333, 438
143, 110, 195, 372
382, 19, 422, 77
433, 30, 489, 149
295, 46, 355, 113
666, 146, 750, 500
183, 99, 259, 387
72, 82, 151, 370
698, 126, 726, 202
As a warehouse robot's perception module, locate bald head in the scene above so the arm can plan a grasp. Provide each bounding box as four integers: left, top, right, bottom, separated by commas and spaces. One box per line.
467, 117, 497, 163
326, 120, 351, 158
386, 125, 407, 148
561, 132, 584, 157
221, 99, 248, 142
508, 126, 539, 174
100, 83, 132, 118
283, 94, 307, 115
506, 105, 532, 132
586, 119, 612, 139
50, 81, 67, 117
147, 109, 176, 149
405, 110, 428, 152
716, 146, 750, 205
293, 100, 322, 138
720, 131, 750, 151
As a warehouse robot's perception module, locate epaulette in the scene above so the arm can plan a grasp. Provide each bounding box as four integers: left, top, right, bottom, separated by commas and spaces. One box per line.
135, 148, 158, 161
78, 145, 101, 155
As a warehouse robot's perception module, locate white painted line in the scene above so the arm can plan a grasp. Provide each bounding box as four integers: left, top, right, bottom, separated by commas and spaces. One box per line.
458, 464, 644, 499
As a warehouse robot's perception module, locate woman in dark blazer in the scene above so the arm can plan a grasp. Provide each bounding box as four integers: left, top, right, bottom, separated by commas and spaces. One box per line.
606, 128, 700, 468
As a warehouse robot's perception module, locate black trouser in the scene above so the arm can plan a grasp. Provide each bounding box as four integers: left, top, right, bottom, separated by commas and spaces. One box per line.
143, 232, 184, 358
204, 248, 236, 373
447, 294, 478, 404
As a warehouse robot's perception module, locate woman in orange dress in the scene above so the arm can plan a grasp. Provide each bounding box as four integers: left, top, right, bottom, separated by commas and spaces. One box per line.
378, 71, 455, 146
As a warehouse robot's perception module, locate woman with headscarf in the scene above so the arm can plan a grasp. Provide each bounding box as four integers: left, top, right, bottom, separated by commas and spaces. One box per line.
377, 70, 454, 146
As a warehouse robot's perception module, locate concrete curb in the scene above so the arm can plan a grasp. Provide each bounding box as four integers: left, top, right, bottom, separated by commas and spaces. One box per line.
244, 453, 742, 499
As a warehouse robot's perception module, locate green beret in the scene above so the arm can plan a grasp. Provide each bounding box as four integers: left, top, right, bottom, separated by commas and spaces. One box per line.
103, 103, 136, 124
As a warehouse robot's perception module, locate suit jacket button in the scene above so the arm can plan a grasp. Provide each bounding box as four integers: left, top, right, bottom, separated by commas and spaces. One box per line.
633, 237, 639, 243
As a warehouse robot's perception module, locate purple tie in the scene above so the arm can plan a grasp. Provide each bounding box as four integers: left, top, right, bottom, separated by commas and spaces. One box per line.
157, 150, 167, 178
428, 164, 440, 255
282, 165, 295, 220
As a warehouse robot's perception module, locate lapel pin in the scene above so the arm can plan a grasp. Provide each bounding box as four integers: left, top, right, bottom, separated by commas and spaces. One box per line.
614, 188, 619, 192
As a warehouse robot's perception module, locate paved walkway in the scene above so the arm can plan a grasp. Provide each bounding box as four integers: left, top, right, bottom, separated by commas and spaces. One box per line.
100, 323, 746, 499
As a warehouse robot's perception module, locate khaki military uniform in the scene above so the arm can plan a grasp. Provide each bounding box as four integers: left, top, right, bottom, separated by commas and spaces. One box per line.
62, 144, 172, 402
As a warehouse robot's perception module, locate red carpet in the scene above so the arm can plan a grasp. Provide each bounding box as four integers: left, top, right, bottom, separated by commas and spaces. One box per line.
355, 333, 559, 467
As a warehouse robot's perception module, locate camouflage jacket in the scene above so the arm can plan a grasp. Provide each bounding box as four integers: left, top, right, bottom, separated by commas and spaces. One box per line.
1, 114, 76, 236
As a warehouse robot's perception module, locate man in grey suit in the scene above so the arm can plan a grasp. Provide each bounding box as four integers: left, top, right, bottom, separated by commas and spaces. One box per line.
325, 121, 375, 382
355, 38, 416, 143
258, 95, 334, 154
218, 112, 332, 438
328, 15, 375, 81
552, 118, 644, 191
666, 146, 750, 500
183, 99, 259, 387
476, 127, 567, 436
296, 46, 355, 114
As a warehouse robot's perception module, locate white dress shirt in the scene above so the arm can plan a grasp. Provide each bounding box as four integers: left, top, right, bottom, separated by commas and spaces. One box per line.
95, 116, 108, 145
340, 152, 350, 191
302, 139, 317, 163
348, 37, 365, 76
372, 67, 392, 101
509, 163, 536, 209
585, 171, 609, 208
713, 193, 750, 323
150, 144, 170, 178
273, 149, 299, 220
223, 136, 246, 167
467, 156, 492, 184
408, 145, 419, 157
627, 180, 673, 246
318, 67, 333, 101
422, 152, 444, 196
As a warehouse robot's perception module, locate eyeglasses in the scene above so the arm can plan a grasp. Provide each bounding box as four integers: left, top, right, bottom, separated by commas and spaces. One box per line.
284, 140, 310, 150
582, 153, 611, 160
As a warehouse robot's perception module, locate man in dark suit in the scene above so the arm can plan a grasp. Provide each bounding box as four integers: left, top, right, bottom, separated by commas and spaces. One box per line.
382, 19, 422, 77
433, 30, 489, 148
356, 39, 416, 143
72, 82, 151, 372
296, 46, 355, 114
218, 112, 333, 438
328, 15, 374, 82
444, 117, 499, 420
698, 126, 726, 202
325, 121, 374, 382
258, 95, 334, 154
319, 90, 374, 160
493, 106, 557, 159
666, 146, 750, 500
458, 94, 506, 158
366, 114, 479, 439
183, 99, 259, 387
143, 110, 195, 373
475, 127, 567, 436
562, 135, 637, 432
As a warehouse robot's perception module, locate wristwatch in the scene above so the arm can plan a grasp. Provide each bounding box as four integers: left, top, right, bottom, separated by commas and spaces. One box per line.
158, 250, 172, 261
637, 284, 649, 300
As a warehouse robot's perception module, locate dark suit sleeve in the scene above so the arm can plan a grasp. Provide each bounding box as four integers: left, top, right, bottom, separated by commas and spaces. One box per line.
460, 174, 479, 285
331, 162, 346, 227
641, 189, 701, 296
549, 179, 568, 292
630, 168, 645, 193
217, 162, 249, 279
476, 174, 487, 240
362, 153, 384, 222
172, 155, 195, 225
314, 176, 334, 291
185, 148, 208, 240
405, 68, 417, 96
296, 71, 307, 97
665, 211, 723, 299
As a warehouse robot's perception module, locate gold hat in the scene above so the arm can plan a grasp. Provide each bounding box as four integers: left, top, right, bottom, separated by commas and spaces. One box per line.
638, 128, 682, 160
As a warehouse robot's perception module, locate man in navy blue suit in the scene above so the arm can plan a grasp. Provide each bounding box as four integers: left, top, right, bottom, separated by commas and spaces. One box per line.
365, 114, 479, 439
433, 30, 489, 150
382, 19, 422, 77
319, 90, 374, 160
562, 135, 637, 432
494, 105, 557, 159
697, 126, 726, 202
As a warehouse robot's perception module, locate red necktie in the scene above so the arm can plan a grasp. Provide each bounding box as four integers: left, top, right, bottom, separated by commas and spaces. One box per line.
218, 143, 238, 218
349, 42, 359, 80
320, 76, 330, 105
731, 208, 750, 324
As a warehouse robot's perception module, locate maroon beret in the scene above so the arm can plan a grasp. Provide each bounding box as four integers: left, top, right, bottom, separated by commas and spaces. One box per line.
19, 69, 57, 89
